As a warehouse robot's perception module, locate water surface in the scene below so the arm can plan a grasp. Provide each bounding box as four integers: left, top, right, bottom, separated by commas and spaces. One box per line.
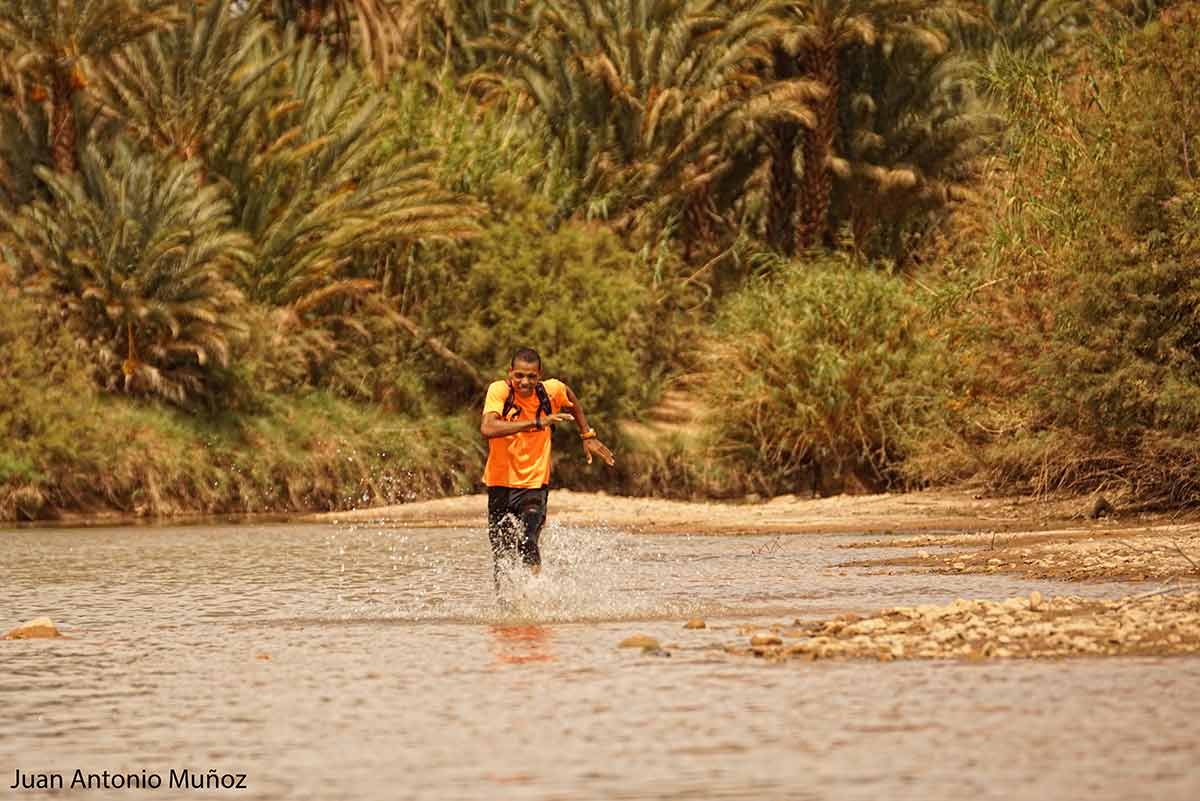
2, 521, 1197, 800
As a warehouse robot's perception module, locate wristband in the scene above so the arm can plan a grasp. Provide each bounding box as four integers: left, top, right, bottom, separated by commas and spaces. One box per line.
580, 429, 597, 440
535, 410, 543, 430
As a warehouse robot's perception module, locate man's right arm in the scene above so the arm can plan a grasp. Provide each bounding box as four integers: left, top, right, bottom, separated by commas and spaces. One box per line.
481, 412, 533, 439
480, 382, 512, 439
480, 411, 573, 439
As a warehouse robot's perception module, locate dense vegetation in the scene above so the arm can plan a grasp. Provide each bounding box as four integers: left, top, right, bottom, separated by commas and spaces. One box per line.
0, 0, 1196, 520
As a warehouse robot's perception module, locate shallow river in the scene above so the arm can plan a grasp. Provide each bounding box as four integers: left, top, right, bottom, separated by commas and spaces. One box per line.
2, 519, 1198, 801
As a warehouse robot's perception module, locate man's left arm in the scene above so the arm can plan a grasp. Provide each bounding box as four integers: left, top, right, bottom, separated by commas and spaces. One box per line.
562, 384, 615, 467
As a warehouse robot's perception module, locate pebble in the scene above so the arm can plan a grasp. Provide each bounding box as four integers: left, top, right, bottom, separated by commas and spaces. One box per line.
683, 619, 706, 629
618, 634, 660, 649
3, 617, 62, 640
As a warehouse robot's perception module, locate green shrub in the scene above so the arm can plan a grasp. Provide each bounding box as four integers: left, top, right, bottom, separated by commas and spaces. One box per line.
0, 291, 114, 518
386, 70, 575, 209
416, 180, 653, 431
707, 255, 950, 495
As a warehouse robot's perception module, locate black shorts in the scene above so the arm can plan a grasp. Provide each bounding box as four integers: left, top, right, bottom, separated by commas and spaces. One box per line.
487, 485, 549, 568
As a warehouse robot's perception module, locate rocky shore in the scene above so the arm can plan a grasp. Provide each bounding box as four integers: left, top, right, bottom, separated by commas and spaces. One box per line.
843, 523, 1200, 583
717, 591, 1200, 662
714, 510, 1200, 663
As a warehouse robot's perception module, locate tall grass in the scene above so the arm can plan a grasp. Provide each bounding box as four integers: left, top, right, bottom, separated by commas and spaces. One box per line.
917, 7, 1200, 505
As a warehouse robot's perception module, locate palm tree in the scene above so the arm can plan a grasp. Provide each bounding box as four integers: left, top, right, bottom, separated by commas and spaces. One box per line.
208, 35, 481, 312
481, 0, 820, 253
0, 60, 54, 211
266, 0, 403, 79
832, 34, 1004, 261
778, 0, 950, 249
763, 39, 822, 256
95, 0, 281, 167
0, 0, 179, 173
3, 142, 251, 405
388, 0, 527, 74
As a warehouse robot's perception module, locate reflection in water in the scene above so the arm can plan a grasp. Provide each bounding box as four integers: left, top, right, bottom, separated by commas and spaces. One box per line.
1, 522, 1197, 801
490, 625, 555, 666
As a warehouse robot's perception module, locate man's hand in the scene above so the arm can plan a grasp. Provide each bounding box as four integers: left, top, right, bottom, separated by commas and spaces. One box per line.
544, 411, 575, 426
583, 437, 615, 467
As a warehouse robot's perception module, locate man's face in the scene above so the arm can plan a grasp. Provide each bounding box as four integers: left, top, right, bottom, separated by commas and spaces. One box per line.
508, 359, 541, 397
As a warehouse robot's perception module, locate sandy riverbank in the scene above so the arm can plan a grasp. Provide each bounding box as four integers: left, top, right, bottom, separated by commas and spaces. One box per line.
322, 488, 1200, 661
317, 488, 1200, 581
316, 487, 1121, 535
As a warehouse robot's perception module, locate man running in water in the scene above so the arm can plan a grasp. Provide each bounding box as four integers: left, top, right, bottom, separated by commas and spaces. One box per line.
480, 347, 615, 588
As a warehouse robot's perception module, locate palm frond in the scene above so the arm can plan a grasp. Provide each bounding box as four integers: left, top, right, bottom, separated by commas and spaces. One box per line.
1, 141, 251, 405
209, 35, 481, 311
96, 0, 281, 164
266, 0, 405, 79
0, 0, 181, 172
480, 0, 796, 249
832, 31, 1005, 262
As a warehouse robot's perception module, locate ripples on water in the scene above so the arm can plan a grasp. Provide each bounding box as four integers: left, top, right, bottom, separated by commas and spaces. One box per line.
1, 520, 1198, 801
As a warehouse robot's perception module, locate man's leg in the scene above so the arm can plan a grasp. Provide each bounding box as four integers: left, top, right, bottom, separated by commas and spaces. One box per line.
487, 487, 518, 591
511, 487, 549, 574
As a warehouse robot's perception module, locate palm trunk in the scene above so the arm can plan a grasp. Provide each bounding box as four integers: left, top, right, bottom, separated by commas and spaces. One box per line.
300, 2, 326, 39
767, 126, 799, 255
766, 46, 799, 256
850, 205, 872, 255
49, 69, 77, 174
684, 190, 718, 262
797, 42, 838, 251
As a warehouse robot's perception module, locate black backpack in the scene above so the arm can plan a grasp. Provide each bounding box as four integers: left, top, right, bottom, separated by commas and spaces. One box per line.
502, 382, 554, 426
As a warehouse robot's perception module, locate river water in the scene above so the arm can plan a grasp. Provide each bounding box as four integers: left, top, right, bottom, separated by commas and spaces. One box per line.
2, 519, 1198, 801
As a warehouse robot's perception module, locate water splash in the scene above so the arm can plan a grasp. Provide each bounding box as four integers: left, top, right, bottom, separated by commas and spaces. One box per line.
319, 521, 708, 625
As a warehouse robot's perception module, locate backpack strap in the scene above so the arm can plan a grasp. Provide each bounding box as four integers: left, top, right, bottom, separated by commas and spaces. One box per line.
534, 383, 553, 418
501, 383, 519, 420
501, 382, 555, 425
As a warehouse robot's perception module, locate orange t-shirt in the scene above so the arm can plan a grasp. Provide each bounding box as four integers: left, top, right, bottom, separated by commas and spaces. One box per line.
482, 378, 570, 488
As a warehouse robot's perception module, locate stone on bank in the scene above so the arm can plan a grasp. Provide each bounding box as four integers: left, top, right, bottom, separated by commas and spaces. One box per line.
3, 617, 63, 639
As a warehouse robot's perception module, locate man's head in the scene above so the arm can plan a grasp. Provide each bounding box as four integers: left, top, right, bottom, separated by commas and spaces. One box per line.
508, 347, 542, 397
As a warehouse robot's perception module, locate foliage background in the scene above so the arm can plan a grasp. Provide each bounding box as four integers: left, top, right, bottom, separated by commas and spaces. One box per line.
1, 0, 1198, 519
